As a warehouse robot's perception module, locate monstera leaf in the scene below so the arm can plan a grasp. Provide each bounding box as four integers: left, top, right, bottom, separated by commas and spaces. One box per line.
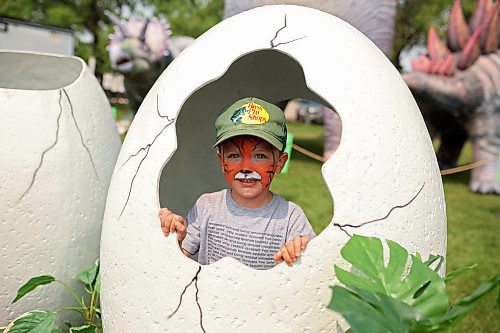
329, 235, 500, 333
330, 285, 420, 332
334, 235, 448, 317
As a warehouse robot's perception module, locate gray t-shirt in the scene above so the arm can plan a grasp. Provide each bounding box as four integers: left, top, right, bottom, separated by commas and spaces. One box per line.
182, 189, 316, 270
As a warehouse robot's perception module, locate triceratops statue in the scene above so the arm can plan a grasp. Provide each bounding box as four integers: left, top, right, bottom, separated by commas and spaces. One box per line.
107, 12, 194, 112
403, 0, 499, 195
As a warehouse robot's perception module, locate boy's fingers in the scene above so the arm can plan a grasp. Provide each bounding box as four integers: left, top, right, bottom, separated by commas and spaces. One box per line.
293, 237, 302, 257
274, 252, 283, 263
285, 241, 296, 261
301, 236, 310, 249
163, 215, 174, 235
175, 221, 186, 241
281, 247, 293, 265
159, 208, 171, 217
176, 220, 186, 233
159, 211, 170, 226
169, 215, 180, 233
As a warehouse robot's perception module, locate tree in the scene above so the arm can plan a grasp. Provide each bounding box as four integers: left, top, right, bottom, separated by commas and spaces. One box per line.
153, 0, 223, 38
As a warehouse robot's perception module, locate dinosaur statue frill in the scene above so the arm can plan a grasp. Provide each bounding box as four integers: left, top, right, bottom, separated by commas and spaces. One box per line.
403, 0, 499, 194
107, 12, 194, 113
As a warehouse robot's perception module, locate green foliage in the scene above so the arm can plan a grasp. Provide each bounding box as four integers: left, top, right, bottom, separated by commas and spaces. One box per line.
4, 261, 102, 333
153, 0, 223, 37
12, 275, 56, 304
329, 235, 500, 332
334, 236, 448, 316
445, 264, 477, 283
77, 260, 99, 287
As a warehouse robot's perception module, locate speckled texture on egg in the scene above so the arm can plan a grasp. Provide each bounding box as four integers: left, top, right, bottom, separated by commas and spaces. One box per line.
0, 51, 121, 324
100, 5, 446, 332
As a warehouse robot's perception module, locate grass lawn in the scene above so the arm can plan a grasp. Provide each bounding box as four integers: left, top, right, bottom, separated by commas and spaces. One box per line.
271, 122, 499, 333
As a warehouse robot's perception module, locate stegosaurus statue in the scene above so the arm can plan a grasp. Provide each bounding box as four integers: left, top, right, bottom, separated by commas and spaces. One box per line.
403, 0, 499, 194
106, 12, 194, 112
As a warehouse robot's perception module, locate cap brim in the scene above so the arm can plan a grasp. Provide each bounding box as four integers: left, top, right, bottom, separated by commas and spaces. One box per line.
213, 128, 284, 151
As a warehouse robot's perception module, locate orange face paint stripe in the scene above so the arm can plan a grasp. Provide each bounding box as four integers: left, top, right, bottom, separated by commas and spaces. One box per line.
221, 137, 278, 189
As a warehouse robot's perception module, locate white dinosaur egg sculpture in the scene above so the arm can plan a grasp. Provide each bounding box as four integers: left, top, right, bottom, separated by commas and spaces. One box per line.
0, 51, 121, 323
100, 5, 446, 332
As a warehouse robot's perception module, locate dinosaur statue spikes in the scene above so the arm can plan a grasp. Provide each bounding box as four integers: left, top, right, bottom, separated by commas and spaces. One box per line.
498, 10, 500, 43
412, 0, 499, 74
479, 2, 499, 52
448, 0, 470, 51
404, 0, 500, 195
440, 54, 456, 75
105, 11, 129, 37
469, 0, 493, 33
411, 27, 456, 75
139, 18, 150, 43
428, 26, 451, 60
457, 26, 482, 69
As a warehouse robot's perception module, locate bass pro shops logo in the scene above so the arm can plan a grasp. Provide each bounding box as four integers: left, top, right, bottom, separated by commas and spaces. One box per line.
230, 102, 270, 125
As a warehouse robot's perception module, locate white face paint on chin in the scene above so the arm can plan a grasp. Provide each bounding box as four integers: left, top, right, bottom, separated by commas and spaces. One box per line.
234, 170, 262, 182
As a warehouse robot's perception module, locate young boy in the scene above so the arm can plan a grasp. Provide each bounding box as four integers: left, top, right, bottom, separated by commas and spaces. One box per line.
159, 97, 316, 270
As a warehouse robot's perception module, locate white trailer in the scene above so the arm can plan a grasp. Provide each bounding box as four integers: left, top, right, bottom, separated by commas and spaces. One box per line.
0, 16, 75, 55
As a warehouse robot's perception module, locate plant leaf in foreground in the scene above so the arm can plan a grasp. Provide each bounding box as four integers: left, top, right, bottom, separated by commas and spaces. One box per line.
69, 325, 97, 333
5, 311, 56, 333
444, 264, 477, 283
76, 260, 99, 287
334, 235, 448, 317
330, 285, 422, 333
12, 275, 55, 304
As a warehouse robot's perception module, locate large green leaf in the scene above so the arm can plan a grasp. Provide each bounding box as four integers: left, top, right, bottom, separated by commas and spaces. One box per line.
444, 264, 477, 283
329, 235, 499, 333
69, 325, 97, 333
329, 285, 421, 333
77, 260, 99, 287
424, 274, 500, 330
5, 311, 56, 333
12, 276, 55, 304
334, 235, 448, 317
422, 254, 443, 273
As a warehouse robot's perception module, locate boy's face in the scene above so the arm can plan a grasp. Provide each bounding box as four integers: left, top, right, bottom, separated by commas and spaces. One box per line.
217, 136, 288, 199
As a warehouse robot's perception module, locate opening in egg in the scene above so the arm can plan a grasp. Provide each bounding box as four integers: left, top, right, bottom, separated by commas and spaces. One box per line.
158, 49, 341, 269
0, 52, 82, 90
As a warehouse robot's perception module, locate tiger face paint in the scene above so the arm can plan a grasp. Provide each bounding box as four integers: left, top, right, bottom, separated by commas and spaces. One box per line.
219, 136, 283, 190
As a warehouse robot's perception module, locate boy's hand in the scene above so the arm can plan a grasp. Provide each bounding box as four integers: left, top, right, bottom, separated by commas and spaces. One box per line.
159, 208, 187, 243
274, 236, 310, 266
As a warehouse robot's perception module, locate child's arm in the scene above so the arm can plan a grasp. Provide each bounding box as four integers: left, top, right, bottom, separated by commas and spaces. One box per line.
159, 208, 190, 256
274, 236, 310, 266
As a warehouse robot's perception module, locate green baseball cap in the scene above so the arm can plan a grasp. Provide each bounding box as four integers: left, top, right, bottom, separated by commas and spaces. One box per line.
214, 97, 287, 151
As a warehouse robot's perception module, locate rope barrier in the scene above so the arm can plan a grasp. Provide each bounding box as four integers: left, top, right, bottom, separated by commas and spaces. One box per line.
292, 144, 325, 163
439, 158, 494, 175
291, 143, 497, 176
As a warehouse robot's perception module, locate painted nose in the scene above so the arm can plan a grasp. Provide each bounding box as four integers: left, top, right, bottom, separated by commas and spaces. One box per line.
240, 169, 253, 174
